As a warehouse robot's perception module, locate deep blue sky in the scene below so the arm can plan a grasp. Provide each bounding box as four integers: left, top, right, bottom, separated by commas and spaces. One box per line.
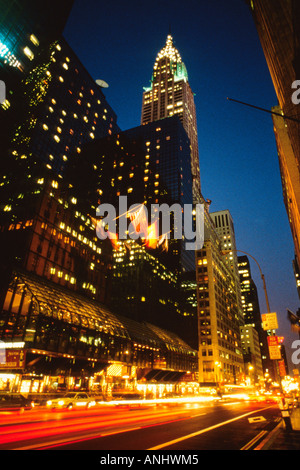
64, 0, 300, 371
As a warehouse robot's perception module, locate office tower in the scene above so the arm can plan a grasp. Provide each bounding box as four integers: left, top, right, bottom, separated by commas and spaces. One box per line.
124, 116, 195, 273
64, 126, 198, 348
4, 36, 119, 176
196, 213, 244, 384
246, 0, 300, 296
0, 0, 74, 152
238, 255, 271, 374
141, 34, 201, 203
0, 37, 120, 300
210, 210, 244, 326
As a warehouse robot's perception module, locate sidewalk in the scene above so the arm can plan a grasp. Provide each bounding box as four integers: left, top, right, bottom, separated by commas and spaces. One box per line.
260, 408, 300, 450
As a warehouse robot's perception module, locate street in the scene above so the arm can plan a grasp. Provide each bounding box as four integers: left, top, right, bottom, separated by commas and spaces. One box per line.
0, 398, 281, 451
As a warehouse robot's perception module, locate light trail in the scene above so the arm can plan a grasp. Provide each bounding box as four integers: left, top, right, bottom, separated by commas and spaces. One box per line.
0, 403, 205, 448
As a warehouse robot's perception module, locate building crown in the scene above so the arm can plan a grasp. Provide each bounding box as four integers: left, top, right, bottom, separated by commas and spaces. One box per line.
155, 35, 182, 64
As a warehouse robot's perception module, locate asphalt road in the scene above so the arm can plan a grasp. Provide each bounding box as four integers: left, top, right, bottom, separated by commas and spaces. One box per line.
0, 398, 281, 451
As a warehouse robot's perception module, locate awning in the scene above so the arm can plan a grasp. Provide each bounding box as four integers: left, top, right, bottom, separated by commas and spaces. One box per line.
143, 369, 186, 383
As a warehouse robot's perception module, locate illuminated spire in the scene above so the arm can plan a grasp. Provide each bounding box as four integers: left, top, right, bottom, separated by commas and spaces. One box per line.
155, 34, 182, 64
144, 34, 188, 91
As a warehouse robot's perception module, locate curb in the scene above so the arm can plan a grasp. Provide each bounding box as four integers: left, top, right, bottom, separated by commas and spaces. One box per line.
254, 420, 283, 450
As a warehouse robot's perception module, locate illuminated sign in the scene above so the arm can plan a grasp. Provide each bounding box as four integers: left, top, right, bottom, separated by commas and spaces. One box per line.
267, 336, 281, 360
262, 312, 278, 330
0, 349, 26, 369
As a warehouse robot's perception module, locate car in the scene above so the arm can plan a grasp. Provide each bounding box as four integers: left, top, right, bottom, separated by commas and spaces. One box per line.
46, 392, 96, 409
0, 393, 34, 412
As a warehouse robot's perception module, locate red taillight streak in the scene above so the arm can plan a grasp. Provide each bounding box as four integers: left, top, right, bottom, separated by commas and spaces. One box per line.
36, 416, 189, 449
0, 408, 191, 445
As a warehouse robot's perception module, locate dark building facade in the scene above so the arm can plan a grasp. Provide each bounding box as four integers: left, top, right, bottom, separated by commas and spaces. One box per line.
0, 0, 74, 155
246, 0, 300, 299
237, 255, 270, 375
124, 116, 195, 273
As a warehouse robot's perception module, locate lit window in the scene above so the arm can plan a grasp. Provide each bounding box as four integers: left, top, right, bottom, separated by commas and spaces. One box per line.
30, 34, 39, 46
43, 124, 48, 130
23, 46, 34, 60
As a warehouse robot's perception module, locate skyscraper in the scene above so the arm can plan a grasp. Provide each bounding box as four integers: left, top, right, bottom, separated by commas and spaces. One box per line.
210, 210, 244, 327
0, 0, 74, 154
238, 255, 269, 374
141, 35, 201, 204
124, 116, 195, 272
196, 212, 244, 384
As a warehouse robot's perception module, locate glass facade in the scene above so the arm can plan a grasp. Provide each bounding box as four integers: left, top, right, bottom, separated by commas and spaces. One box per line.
0, 270, 197, 376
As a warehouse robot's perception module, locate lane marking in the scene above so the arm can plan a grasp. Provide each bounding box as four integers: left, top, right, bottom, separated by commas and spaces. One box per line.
147, 405, 275, 450
240, 430, 268, 450
253, 420, 282, 450
248, 416, 266, 423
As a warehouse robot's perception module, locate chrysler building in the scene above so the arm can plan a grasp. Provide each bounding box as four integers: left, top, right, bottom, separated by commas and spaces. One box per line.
141, 35, 201, 203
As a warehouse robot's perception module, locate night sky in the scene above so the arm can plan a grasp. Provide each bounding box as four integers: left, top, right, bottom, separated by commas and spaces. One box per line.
63, 0, 300, 371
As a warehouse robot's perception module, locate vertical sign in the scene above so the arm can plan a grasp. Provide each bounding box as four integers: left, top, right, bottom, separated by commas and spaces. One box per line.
267, 336, 281, 360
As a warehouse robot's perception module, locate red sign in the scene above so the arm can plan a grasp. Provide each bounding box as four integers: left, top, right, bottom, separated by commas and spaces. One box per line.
0, 349, 26, 369
267, 336, 278, 346
267, 336, 281, 360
